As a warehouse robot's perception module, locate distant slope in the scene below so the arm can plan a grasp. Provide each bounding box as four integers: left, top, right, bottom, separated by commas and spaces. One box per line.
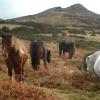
10, 3, 100, 26
0, 18, 3, 21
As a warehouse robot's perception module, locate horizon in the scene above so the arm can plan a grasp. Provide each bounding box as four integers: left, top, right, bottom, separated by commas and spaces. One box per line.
0, 0, 100, 19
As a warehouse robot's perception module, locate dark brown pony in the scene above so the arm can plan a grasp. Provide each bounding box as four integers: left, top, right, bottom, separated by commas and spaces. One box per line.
59, 40, 75, 59
1, 27, 28, 81
30, 40, 51, 70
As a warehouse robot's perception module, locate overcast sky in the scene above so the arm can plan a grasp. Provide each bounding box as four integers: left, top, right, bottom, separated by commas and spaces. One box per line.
0, 0, 100, 19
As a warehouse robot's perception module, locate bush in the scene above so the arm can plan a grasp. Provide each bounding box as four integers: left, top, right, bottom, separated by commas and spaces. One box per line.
68, 28, 86, 34
75, 39, 100, 51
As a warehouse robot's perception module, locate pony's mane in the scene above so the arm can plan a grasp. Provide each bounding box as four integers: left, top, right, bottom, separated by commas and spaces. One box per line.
11, 35, 28, 54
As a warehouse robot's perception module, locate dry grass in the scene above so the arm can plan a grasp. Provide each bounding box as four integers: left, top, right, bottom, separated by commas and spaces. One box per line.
0, 79, 57, 100
0, 35, 100, 100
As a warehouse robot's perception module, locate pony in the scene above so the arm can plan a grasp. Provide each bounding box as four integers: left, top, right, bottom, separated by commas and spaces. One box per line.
1, 27, 28, 81
30, 40, 51, 71
86, 51, 100, 78
59, 40, 75, 59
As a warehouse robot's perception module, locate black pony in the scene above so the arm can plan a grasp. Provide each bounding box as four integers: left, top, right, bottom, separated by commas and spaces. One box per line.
30, 40, 51, 70
59, 40, 75, 59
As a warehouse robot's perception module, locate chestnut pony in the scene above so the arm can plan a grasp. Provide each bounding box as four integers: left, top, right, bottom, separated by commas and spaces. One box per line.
1, 27, 28, 81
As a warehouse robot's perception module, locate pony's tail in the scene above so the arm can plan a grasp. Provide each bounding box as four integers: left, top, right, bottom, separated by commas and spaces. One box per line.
30, 43, 40, 70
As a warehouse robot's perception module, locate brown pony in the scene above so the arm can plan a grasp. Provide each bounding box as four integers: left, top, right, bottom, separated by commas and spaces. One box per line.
30, 40, 51, 71
1, 27, 28, 81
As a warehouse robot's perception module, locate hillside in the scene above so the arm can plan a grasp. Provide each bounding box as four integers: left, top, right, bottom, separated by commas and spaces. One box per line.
11, 3, 100, 26
0, 3, 100, 35
64, 4, 99, 17
0, 18, 3, 21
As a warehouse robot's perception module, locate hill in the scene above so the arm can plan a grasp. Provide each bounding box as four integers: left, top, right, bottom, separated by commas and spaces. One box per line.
11, 4, 100, 26
0, 18, 4, 21
0, 3, 99, 35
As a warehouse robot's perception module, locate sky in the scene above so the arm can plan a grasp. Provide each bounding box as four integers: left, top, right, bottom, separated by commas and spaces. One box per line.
0, 0, 100, 19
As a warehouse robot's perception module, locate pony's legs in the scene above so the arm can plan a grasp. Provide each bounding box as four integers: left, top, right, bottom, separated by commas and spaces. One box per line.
14, 66, 18, 81
37, 65, 40, 70
17, 68, 22, 82
6, 59, 13, 81
21, 68, 24, 81
43, 48, 48, 69
7, 66, 13, 81
59, 49, 62, 56
63, 50, 65, 55
69, 50, 75, 59
43, 57, 48, 69
21, 56, 27, 80
34, 65, 39, 71
19, 55, 28, 81
20, 57, 25, 81
14, 66, 22, 82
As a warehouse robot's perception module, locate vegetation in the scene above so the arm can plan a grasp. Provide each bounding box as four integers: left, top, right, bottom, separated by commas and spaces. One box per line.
0, 31, 100, 99
68, 28, 86, 34
0, 21, 61, 35
75, 39, 100, 51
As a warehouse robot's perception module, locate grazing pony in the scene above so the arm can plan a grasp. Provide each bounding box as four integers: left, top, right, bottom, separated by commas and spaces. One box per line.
1, 27, 28, 81
86, 51, 100, 78
30, 40, 51, 71
59, 40, 75, 59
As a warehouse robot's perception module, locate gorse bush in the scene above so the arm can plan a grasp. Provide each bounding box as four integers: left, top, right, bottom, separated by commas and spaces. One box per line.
75, 39, 100, 51
68, 28, 86, 34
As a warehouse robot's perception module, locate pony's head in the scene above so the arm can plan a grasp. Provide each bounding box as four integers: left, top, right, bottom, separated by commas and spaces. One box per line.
1, 27, 12, 52
86, 56, 94, 72
2, 27, 12, 45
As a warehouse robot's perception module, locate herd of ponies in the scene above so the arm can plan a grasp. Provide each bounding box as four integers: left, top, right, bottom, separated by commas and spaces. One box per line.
1, 27, 100, 82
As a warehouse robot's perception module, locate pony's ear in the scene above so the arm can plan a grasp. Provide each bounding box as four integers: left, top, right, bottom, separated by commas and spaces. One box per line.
86, 56, 90, 62
87, 56, 90, 60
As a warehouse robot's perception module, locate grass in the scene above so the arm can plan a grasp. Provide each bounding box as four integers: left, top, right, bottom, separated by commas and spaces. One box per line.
0, 24, 21, 29
0, 79, 57, 100
0, 34, 100, 100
